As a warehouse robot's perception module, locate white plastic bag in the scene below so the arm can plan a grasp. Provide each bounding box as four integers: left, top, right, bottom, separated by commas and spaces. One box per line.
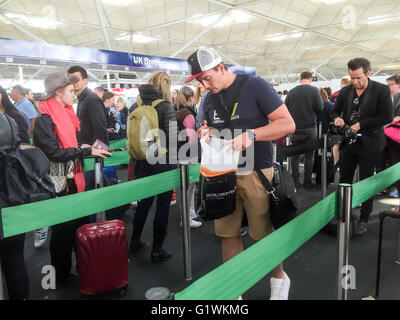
200, 138, 240, 174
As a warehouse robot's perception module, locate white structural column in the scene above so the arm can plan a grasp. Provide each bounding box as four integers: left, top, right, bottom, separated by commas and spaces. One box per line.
170, 9, 232, 58
18, 66, 23, 84
93, 0, 111, 50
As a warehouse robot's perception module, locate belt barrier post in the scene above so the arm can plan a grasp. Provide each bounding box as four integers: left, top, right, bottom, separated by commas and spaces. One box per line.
321, 134, 328, 199
94, 157, 106, 222
286, 136, 292, 174
0, 261, 4, 300
273, 143, 277, 164
396, 220, 400, 265
179, 161, 192, 281
336, 184, 353, 300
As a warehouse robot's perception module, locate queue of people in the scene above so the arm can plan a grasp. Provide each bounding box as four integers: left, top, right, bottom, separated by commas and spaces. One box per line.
0, 49, 399, 301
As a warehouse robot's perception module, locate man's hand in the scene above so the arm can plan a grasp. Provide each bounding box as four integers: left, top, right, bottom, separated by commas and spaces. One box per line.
394, 116, 400, 123
197, 120, 214, 141
334, 117, 345, 128
223, 132, 253, 152
351, 122, 361, 133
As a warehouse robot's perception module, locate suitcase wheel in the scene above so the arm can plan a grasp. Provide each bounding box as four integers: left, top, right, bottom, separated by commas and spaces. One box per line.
119, 286, 128, 297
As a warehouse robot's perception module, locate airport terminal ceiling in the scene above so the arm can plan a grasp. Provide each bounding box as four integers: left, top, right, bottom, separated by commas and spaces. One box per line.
0, 0, 399, 86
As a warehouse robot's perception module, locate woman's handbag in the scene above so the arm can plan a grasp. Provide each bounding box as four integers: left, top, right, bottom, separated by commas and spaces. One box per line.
256, 163, 298, 230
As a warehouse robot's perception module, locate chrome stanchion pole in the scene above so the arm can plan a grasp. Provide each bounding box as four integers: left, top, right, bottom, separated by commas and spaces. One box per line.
273, 142, 277, 164
286, 136, 292, 174
94, 157, 106, 222
0, 260, 4, 300
396, 220, 400, 265
321, 134, 328, 199
336, 184, 353, 300
179, 161, 192, 281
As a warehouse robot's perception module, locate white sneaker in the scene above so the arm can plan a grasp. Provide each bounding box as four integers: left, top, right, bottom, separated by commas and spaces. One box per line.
180, 219, 202, 229
190, 219, 202, 228
34, 227, 49, 248
270, 272, 290, 300
170, 200, 177, 206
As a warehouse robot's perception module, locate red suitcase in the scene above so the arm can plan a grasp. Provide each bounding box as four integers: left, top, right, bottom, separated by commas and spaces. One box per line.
76, 219, 129, 296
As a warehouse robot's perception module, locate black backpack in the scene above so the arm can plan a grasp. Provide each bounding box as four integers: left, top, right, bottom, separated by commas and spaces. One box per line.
0, 113, 56, 206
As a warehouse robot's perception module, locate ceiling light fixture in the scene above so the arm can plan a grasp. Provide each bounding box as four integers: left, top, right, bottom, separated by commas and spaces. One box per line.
116, 33, 157, 44
3, 12, 64, 29
265, 31, 304, 41
189, 9, 252, 28
101, 0, 136, 7
319, 0, 345, 4
366, 15, 392, 25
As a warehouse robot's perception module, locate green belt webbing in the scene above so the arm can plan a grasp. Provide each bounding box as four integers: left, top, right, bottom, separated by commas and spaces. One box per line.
1, 164, 201, 239
109, 139, 127, 150
83, 151, 131, 172
174, 162, 400, 300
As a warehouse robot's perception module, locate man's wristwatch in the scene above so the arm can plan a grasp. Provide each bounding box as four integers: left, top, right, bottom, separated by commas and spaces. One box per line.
247, 129, 256, 142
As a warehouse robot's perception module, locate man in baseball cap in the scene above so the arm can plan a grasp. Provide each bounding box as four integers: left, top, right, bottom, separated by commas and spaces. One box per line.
188, 46, 296, 300
185, 47, 223, 84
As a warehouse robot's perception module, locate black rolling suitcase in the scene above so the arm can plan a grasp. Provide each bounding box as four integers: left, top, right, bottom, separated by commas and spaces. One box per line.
375, 210, 400, 298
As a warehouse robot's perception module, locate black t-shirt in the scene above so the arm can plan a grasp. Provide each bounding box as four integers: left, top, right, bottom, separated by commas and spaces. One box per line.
203, 74, 283, 169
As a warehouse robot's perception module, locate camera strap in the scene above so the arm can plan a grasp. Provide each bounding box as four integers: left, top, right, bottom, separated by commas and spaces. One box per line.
348, 82, 372, 118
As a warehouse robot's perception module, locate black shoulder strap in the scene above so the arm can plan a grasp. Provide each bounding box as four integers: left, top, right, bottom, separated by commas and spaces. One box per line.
255, 167, 278, 201
209, 75, 250, 129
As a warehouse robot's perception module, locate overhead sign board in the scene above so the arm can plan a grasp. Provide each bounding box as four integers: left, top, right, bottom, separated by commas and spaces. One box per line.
0, 38, 256, 76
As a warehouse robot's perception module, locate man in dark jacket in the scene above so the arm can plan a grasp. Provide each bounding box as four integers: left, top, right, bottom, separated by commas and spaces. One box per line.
67, 66, 109, 146
285, 71, 324, 189
331, 58, 393, 235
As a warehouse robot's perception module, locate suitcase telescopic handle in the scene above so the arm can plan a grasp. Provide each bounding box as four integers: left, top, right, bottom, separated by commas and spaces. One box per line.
94, 157, 106, 222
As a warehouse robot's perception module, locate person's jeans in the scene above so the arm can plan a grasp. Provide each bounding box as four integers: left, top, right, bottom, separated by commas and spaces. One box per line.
290, 127, 318, 186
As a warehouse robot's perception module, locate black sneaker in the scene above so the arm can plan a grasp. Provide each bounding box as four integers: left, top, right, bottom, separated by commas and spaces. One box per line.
130, 241, 147, 254
303, 183, 318, 190
151, 248, 172, 263
354, 221, 368, 236
294, 182, 302, 190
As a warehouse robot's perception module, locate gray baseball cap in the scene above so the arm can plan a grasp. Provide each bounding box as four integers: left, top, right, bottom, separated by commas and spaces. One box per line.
41, 72, 79, 100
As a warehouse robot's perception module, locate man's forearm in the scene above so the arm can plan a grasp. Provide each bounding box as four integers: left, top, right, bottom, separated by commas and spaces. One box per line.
253, 117, 295, 142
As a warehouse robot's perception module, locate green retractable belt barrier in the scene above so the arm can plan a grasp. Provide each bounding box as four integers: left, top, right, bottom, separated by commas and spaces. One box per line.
175, 192, 338, 300
0, 164, 201, 239
352, 162, 400, 209
109, 139, 127, 150
1, 161, 399, 299
174, 162, 400, 300
83, 151, 131, 172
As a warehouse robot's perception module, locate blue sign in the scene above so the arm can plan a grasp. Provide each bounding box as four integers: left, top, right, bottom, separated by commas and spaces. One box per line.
0, 38, 256, 76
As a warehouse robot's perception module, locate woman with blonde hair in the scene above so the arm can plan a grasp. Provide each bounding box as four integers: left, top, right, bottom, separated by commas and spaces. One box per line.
175, 86, 202, 228
129, 71, 178, 263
